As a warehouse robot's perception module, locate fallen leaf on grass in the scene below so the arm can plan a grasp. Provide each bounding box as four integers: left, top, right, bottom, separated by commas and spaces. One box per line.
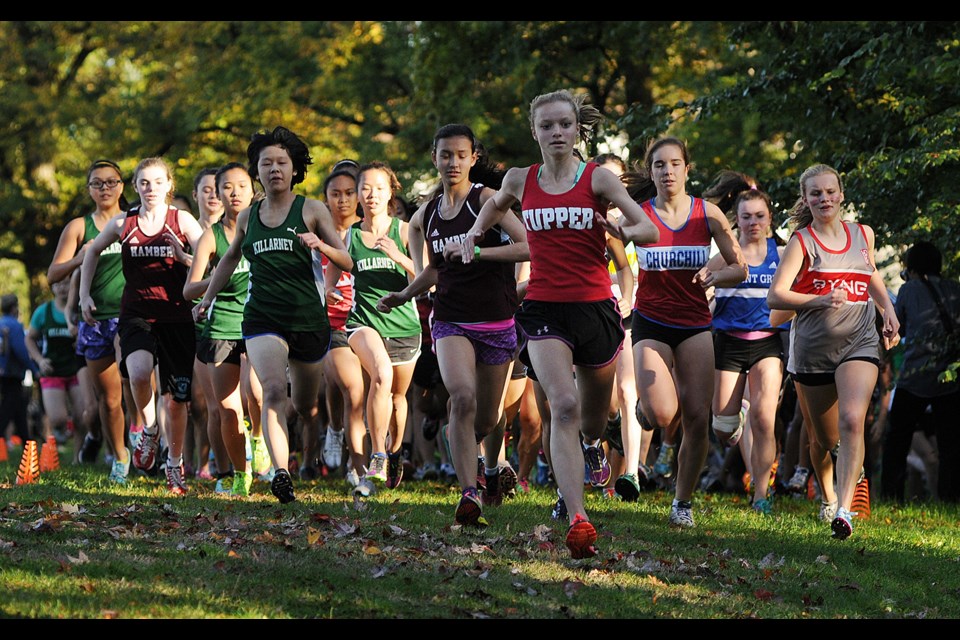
754, 589, 776, 601
30, 518, 57, 533
802, 594, 824, 607
60, 503, 81, 514
563, 578, 584, 598
532, 524, 552, 542
66, 550, 89, 565
307, 527, 322, 545
364, 544, 382, 555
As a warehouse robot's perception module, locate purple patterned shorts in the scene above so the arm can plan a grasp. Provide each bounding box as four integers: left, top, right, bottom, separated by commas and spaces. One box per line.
431, 320, 518, 366
76, 318, 120, 361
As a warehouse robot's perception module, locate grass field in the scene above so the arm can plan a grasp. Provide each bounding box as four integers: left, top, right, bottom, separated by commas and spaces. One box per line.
1, 438, 958, 620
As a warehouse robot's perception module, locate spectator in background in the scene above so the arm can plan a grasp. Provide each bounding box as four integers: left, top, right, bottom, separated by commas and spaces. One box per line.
881, 241, 960, 503
0, 293, 40, 445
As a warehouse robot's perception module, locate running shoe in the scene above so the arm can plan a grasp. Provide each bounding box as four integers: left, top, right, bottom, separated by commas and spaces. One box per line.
322, 426, 344, 470
78, 433, 103, 465
786, 466, 811, 497
653, 443, 676, 479
482, 469, 502, 507
819, 499, 838, 522
439, 462, 457, 480
565, 514, 598, 559
108, 447, 131, 484
421, 416, 441, 441
476, 456, 486, 489
752, 497, 773, 515
455, 488, 487, 527
499, 464, 519, 497
133, 427, 161, 471
551, 490, 568, 521
831, 506, 855, 540
165, 462, 189, 496
345, 466, 361, 488
614, 472, 641, 502
583, 442, 612, 487
230, 470, 252, 497
604, 412, 623, 454
299, 464, 319, 481
215, 474, 233, 493
250, 435, 271, 476
668, 500, 695, 528
270, 468, 296, 504
354, 477, 376, 498
386, 452, 404, 489
366, 453, 388, 483
413, 462, 439, 481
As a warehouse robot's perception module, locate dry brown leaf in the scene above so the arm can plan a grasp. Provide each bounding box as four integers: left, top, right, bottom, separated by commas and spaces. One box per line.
364, 545, 382, 555
563, 578, 584, 598
307, 527, 321, 545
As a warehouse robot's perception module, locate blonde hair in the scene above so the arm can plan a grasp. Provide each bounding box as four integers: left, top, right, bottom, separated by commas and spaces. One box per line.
788, 163, 843, 229
133, 157, 176, 205
528, 89, 603, 157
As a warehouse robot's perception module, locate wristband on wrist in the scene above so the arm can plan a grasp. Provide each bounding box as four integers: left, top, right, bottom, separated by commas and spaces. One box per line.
474, 245, 481, 259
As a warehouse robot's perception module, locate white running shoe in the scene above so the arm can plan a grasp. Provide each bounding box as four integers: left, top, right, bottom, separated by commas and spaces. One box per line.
322, 426, 344, 470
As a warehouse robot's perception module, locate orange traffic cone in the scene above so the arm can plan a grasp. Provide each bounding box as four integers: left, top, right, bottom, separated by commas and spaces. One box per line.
16, 440, 40, 485
40, 436, 60, 473
852, 477, 871, 520
0, 437, 8, 462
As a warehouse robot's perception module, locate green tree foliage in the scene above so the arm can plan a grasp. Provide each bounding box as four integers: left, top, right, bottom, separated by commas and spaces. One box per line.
663, 21, 960, 273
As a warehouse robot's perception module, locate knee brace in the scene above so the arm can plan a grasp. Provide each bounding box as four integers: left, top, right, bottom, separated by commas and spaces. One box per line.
712, 413, 742, 435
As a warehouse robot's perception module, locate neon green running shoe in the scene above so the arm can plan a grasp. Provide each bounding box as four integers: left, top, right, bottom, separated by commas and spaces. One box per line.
231, 471, 253, 497
251, 436, 271, 476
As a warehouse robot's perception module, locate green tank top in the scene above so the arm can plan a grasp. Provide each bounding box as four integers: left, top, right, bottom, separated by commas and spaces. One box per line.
83, 214, 125, 320
241, 195, 328, 332
345, 217, 420, 338
202, 222, 250, 340
30, 301, 79, 378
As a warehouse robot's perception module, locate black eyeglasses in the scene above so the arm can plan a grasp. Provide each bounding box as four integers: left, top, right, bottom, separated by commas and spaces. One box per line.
88, 179, 122, 190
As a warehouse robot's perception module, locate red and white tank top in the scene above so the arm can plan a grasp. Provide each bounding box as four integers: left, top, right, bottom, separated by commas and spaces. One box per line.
119, 205, 192, 323
520, 162, 612, 303
633, 197, 713, 328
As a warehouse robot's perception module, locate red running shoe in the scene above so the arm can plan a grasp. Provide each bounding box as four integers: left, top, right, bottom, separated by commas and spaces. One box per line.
566, 514, 598, 559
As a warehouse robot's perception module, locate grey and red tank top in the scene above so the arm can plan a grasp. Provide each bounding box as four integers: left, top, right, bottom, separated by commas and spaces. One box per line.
119, 205, 192, 323
633, 197, 713, 329
520, 162, 611, 303
788, 221, 879, 374
423, 183, 518, 324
